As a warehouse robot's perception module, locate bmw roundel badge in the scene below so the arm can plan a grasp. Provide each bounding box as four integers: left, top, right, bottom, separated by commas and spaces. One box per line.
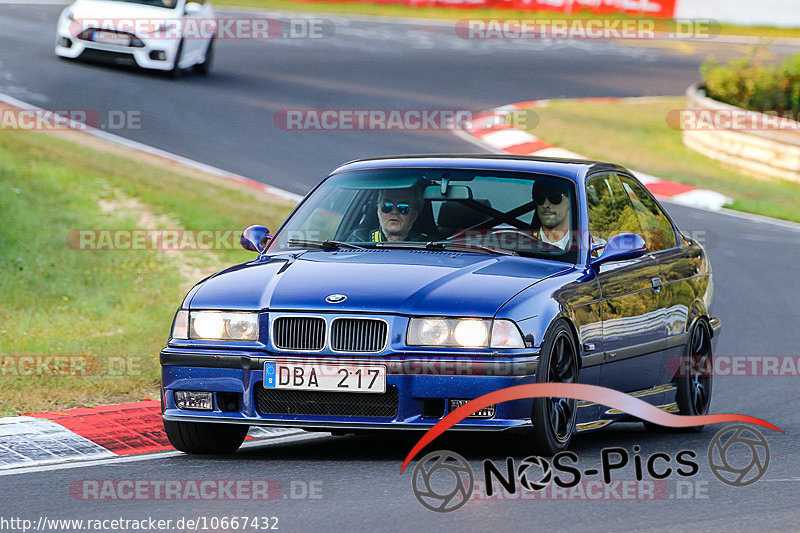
326, 294, 347, 303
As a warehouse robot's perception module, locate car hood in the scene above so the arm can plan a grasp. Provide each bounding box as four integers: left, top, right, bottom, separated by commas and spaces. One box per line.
188, 249, 571, 317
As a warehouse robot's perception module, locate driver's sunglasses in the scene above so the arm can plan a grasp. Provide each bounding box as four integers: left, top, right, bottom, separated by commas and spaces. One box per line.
534, 192, 566, 205
380, 202, 412, 215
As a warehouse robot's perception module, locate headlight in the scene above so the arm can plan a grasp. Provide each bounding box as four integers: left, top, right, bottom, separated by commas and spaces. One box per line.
170, 310, 259, 341
407, 318, 524, 349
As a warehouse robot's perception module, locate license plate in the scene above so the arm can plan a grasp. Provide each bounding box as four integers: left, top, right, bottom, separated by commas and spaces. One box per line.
264, 359, 386, 393
93, 31, 130, 46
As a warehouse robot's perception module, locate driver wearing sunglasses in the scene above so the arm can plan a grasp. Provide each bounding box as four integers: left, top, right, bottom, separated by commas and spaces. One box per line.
532, 183, 572, 250
348, 187, 429, 243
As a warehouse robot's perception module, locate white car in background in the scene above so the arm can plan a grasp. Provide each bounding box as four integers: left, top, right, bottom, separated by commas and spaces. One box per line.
55, 0, 216, 76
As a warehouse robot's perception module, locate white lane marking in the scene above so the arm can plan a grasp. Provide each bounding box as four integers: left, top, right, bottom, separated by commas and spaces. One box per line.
662, 198, 800, 233
715, 206, 800, 232
631, 170, 662, 185
451, 128, 505, 154
0, 431, 323, 477
480, 128, 538, 149
533, 146, 587, 159
668, 189, 734, 211
0, 91, 303, 203
0, 417, 115, 470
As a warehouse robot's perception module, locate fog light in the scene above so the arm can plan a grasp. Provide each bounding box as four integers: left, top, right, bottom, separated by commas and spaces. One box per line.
174, 391, 213, 410
449, 399, 496, 419
149, 50, 166, 61
59, 37, 73, 48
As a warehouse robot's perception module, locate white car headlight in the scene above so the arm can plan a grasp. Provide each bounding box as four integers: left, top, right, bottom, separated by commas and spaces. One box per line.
170, 310, 259, 341
407, 318, 524, 349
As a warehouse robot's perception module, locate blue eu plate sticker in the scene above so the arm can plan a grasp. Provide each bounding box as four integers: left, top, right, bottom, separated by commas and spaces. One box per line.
264, 362, 276, 388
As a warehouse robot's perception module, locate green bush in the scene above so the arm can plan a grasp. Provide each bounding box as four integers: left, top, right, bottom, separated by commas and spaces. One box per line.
701, 52, 800, 111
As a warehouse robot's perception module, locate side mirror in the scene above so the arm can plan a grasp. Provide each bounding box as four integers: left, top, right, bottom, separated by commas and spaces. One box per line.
184, 1, 202, 15
590, 233, 646, 266
240, 225, 272, 253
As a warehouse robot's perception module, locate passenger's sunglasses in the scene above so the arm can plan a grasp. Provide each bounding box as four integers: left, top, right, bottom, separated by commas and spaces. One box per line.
534, 192, 566, 205
380, 202, 412, 215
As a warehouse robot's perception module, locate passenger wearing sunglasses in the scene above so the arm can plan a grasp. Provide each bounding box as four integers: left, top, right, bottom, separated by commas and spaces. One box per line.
348, 187, 430, 243
532, 184, 572, 250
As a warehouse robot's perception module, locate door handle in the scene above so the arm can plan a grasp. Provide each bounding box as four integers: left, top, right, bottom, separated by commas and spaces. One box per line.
651, 277, 662, 292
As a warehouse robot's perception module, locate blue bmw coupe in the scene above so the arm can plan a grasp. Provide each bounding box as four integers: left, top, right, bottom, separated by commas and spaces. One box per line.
160, 155, 720, 455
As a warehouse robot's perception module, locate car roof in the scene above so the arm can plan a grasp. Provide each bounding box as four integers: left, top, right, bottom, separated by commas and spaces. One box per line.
330, 154, 628, 183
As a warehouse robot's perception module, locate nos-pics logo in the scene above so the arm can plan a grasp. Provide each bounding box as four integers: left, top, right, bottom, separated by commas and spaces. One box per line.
411, 425, 770, 512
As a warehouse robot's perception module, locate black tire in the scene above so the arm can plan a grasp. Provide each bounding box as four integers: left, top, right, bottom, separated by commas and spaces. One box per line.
193, 36, 214, 76
529, 319, 579, 455
644, 319, 713, 433
169, 39, 184, 78
163, 419, 248, 454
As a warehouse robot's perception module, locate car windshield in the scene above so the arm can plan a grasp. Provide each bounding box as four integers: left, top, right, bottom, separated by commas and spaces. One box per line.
268, 168, 579, 263
107, 0, 179, 8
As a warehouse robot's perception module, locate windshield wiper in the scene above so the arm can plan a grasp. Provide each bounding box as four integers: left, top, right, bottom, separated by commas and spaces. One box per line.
374, 241, 516, 256
287, 239, 365, 250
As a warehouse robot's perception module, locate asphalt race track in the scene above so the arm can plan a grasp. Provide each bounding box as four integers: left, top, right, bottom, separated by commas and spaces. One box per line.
3, 4, 791, 193
1, 3, 800, 531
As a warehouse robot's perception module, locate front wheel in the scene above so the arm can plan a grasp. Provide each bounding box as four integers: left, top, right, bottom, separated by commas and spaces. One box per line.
164, 419, 248, 454
529, 319, 579, 455
193, 36, 214, 76
169, 39, 185, 79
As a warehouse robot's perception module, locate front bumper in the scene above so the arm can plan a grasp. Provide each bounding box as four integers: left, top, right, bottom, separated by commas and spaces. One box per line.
160, 348, 540, 431
55, 20, 180, 70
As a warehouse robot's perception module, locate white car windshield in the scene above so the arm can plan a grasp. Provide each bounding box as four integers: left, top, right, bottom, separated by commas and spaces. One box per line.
109, 0, 179, 8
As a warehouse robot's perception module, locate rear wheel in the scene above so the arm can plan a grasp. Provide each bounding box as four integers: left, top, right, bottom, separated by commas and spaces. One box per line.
164, 419, 248, 454
644, 319, 713, 433
675, 319, 713, 431
529, 319, 579, 455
